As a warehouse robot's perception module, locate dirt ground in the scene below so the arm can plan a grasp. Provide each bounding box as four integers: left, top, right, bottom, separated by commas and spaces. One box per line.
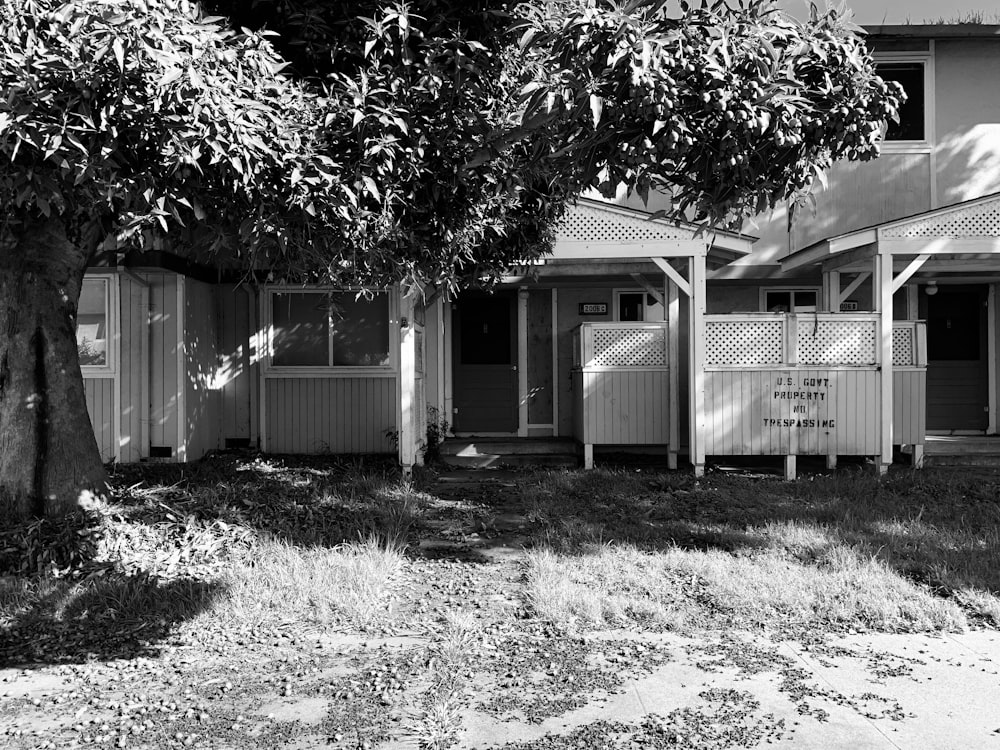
2, 465, 999, 749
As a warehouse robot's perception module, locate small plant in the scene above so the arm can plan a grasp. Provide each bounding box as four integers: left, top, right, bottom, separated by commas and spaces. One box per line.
423, 406, 452, 463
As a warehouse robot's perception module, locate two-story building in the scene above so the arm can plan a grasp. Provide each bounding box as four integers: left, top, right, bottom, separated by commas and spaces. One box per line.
78, 24, 1000, 476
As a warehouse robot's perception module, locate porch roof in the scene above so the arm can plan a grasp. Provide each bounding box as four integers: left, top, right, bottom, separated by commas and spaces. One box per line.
549, 198, 756, 262
781, 191, 1000, 273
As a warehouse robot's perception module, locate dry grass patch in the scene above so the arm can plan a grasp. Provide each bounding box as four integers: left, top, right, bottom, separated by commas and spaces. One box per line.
526, 538, 968, 634
217, 536, 406, 631
521, 467, 1000, 628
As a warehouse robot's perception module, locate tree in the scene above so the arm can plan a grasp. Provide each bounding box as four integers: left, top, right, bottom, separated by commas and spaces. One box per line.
204, 0, 901, 289
507, 0, 902, 226
0, 0, 900, 521
0, 0, 316, 520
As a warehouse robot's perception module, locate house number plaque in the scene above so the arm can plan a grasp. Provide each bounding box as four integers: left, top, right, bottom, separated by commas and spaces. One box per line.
578, 303, 608, 315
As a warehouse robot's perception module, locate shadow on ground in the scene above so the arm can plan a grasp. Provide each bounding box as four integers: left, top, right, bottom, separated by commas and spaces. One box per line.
0, 574, 221, 667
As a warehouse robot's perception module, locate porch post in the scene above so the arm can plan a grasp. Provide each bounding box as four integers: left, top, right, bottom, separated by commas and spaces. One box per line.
876, 244, 893, 475
517, 288, 529, 437
823, 271, 839, 469
666, 274, 680, 470
823, 271, 840, 312
398, 292, 417, 474
689, 250, 708, 477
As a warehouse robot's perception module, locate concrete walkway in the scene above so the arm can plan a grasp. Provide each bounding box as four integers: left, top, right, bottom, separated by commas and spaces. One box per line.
455, 630, 1000, 749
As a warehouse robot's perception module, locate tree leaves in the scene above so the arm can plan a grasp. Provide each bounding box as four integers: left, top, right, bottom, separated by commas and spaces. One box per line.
510, 0, 902, 230
0, 0, 311, 259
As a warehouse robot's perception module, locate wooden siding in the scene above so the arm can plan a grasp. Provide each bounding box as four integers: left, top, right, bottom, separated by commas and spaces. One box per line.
265, 377, 396, 454
184, 279, 222, 460
118, 274, 148, 462
704, 369, 880, 455
218, 285, 259, 447
144, 272, 180, 456
894, 370, 927, 445
423, 299, 442, 413
84, 377, 115, 462
573, 369, 670, 444
557, 288, 613, 435
527, 290, 554, 424
789, 154, 931, 253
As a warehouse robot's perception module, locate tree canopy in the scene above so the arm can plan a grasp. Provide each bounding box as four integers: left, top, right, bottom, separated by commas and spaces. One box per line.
0, 0, 313, 260
1, 0, 902, 292
199, 0, 902, 292
0, 0, 902, 520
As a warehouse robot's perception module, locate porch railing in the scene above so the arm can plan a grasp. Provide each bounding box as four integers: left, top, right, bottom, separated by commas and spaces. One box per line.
572, 322, 672, 463
704, 314, 926, 368
573, 321, 668, 369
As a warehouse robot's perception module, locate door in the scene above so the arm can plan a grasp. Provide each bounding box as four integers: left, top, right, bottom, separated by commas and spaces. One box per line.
452, 291, 518, 433
921, 285, 989, 431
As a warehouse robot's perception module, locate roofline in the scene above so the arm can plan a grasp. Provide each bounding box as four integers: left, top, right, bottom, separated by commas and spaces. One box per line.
780, 232, 877, 273
575, 197, 758, 255
781, 191, 1000, 271
863, 24, 1000, 38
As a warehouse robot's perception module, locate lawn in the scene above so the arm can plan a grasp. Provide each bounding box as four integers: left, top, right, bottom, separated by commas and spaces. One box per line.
1, 455, 999, 749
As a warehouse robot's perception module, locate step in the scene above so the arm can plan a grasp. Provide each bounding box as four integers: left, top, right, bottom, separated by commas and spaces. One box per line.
438, 438, 578, 457
440, 452, 580, 469
923, 454, 1000, 468
924, 437, 1000, 456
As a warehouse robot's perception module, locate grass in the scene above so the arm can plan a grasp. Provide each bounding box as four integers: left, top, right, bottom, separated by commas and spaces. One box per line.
521, 467, 1000, 633
527, 542, 966, 634
1, 455, 423, 639
219, 536, 405, 631
3, 456, 999, 648
3, 456, 1000, 749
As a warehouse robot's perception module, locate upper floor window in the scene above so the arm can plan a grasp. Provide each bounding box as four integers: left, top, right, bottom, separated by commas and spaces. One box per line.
875, 55, 932, 151
269, 290, 392, 369
77, 278, 109, 368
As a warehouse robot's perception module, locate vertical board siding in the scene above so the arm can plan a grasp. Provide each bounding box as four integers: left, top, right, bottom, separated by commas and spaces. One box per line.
184, 280, 222, 460
84, 378, 115, 462
893, 370, 927, 445
265, 377, 396, 454
218, 285, 257, 445
787, 154, 932, 254
577, 370, 670, 444
704, 369, 879, 456
527, 290, 554, 424
117, 275, 148, 463
145, 273, 180, 455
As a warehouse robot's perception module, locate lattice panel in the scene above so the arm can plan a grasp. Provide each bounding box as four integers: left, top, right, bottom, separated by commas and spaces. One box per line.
796, 319, 876, 365
705, 320, 784, 366
892, 326, 914, 366
881, 198, 1000, 238
590, 327, 666, 367
557, 203, 692, 243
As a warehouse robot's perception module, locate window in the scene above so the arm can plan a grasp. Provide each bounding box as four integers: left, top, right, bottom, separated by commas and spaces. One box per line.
270, 290, 391, 369
615, 290, 664, 321
875, 56, 932, 150
763, 289, 818, 313
77, 278, 109, 367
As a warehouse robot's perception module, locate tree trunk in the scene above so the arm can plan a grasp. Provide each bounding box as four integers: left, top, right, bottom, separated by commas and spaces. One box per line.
0, 219, 108, 522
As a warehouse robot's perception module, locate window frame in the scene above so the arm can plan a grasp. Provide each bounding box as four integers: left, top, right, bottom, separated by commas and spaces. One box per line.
263, 286, 398, 377
613, 288, 665, 322
78, 273, 117, 377
759, 287, 821, 314
875, 52, 934, 154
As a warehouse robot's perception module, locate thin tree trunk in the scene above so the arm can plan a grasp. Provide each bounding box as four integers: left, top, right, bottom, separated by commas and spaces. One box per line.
0, 219, 108, 521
